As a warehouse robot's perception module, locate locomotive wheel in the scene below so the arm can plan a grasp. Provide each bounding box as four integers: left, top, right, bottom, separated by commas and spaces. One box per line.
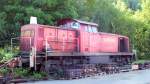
44, 61, 64, 79
45, 61, 56, 76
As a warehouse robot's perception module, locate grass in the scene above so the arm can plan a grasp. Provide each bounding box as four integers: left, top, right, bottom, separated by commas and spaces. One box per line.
0, 67, 48, 80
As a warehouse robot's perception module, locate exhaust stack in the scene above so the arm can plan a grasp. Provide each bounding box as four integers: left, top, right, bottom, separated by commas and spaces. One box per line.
30, 16, 37, 24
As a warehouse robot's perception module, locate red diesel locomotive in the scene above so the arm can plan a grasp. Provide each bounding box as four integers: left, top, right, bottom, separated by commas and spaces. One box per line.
21, 18, 129, 53
19, 18, 134, 79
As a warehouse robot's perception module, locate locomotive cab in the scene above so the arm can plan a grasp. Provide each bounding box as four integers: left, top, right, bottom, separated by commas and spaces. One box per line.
57, 18, 98, 33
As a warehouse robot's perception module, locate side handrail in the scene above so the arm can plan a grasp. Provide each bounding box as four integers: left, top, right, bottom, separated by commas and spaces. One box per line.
11, 37, 32, 52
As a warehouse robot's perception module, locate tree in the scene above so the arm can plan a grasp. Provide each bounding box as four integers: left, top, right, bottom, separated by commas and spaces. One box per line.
0, 0, 150, 60
0, 0, 78, 45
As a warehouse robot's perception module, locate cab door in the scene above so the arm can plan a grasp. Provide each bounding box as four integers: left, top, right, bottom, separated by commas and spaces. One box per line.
80, 25, 92, 52
119, 37, 129, 52
82, 31, 90, 52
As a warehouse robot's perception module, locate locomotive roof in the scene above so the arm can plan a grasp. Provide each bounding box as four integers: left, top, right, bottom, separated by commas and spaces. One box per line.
73, 19, 98, 26
57, 18, 98, 26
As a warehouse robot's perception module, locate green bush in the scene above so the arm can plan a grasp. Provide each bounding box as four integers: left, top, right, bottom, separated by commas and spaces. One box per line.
32, 72, 43, 80
32, 72, 48, 80
13, 68, 29, 78
0, 68, 10, 76
0, 48, 13, 62
0, 46, 19, 63
0, 67, 48, 79
132, 60, 150, 64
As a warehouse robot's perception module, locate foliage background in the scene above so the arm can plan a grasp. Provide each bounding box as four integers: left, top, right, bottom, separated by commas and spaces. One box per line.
0, 0, 150, 59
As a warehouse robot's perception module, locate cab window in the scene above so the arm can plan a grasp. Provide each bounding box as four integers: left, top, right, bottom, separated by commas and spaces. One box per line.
92, 26, 98, 33
60, 23, 71, 29
88, 26, 92, 32
71, 22, 80, 29
62, 23, 68, 28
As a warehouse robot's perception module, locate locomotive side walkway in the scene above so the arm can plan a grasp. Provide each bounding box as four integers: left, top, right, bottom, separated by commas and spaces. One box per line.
26, 69, 150, 84
46, 52, 134, 56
